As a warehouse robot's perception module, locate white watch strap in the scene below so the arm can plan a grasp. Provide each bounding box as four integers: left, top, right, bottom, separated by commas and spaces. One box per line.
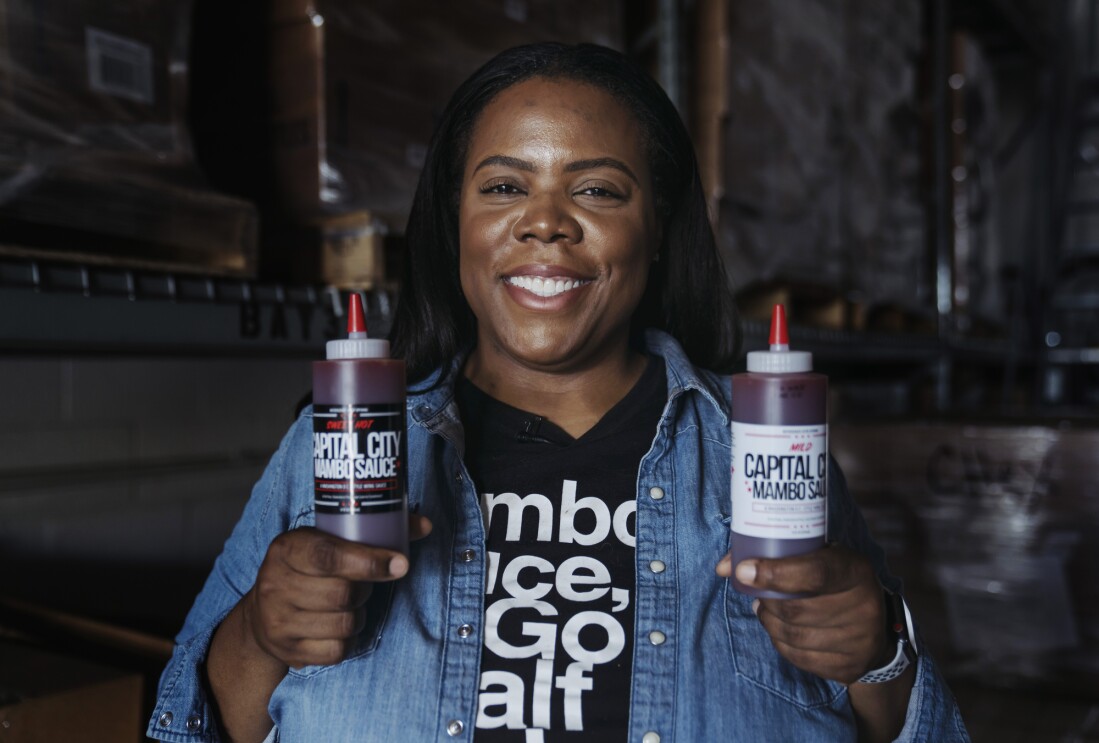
857, 594, 917, 684
857, 637, 911, 683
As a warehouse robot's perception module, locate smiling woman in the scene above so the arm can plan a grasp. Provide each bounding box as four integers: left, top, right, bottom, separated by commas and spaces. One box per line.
390, 43, 741, 386
457, 78, 660, 433
148, 43, 969, 743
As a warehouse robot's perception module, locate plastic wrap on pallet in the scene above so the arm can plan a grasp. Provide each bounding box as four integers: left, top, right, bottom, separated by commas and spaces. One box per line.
0, 0, 257, 276
706, 0, 924, 310
831, 422, 1099, 690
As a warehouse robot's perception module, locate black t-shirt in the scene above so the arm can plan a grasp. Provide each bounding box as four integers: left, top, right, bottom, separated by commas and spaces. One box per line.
457, 357, 666, 742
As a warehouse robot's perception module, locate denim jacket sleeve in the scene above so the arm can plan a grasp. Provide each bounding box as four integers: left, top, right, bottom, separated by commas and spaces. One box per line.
146, 413, 314, 743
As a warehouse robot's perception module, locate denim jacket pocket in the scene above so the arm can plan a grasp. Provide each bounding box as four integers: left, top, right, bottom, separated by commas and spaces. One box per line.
287, 580, 395, 678
724, 581, 846, 709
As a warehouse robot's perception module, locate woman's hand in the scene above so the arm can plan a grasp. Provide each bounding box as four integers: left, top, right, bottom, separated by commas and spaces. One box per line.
716, 544, 889, 685
244, 515, 433, 669
207, 514, 433, 742
717, 546, 916, 742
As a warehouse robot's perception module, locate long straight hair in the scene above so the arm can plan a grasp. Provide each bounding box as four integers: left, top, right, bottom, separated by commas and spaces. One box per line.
390, 42, 740, 383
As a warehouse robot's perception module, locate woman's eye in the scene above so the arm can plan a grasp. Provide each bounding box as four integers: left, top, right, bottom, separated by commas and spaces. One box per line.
577, 185, 622, 199
481, 181, 522, 195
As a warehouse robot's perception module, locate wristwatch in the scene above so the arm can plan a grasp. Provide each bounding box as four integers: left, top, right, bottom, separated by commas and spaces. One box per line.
857, 588, 918, 684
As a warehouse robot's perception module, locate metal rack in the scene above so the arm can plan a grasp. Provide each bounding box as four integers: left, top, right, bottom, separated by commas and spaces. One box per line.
924, 0, 1059, 409
740, 319, 1016, 366
0, 257, 395, 357
1035, 1, 1099, 409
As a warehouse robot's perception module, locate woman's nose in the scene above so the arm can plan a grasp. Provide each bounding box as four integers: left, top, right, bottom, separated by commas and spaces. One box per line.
512, 193, 582, 245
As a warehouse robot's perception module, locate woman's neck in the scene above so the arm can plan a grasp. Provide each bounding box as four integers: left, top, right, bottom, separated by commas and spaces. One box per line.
462, 345, 648, 439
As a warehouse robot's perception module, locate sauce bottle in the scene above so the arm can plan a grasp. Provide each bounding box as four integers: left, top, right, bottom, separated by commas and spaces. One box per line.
312, 293, 408, 555
730, 304, 827, 598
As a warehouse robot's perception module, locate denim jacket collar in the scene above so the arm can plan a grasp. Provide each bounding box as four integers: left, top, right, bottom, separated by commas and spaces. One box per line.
405, 328, 730, 432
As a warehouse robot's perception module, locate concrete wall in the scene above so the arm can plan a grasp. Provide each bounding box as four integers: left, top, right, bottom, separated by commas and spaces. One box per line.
0, 355, 311, 633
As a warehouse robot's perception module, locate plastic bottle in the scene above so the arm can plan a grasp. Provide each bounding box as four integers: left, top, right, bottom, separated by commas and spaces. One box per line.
312, 294, 408, 555
730, 304, 827, 598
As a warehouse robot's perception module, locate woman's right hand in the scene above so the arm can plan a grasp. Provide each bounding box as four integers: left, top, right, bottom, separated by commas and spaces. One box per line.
242, 516, 433, 669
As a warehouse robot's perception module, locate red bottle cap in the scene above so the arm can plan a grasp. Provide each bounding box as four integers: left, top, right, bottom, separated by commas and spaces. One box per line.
747, 303, 811, 372
347, 293, 367, 336
769, 304, 789, 348
326, 292, 388, 359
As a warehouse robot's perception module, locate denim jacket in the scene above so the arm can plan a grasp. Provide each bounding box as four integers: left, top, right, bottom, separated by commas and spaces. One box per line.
148, 330, 969, 743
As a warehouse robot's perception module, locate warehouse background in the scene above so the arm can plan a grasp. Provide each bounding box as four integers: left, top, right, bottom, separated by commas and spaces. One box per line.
0, 1, 1096, 741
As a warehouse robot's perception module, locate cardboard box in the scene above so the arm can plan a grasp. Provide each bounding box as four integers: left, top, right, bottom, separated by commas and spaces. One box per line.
0, 640, 144, 743
0, 0, 258, 277
0, 164, 258, 277
693, 0, 926, 312
831, 421, 1099, 690
1, 0, 190, 159
264, 210, 389, 290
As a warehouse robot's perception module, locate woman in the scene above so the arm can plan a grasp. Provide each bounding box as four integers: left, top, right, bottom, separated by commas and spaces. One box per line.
148, 43, 968, 742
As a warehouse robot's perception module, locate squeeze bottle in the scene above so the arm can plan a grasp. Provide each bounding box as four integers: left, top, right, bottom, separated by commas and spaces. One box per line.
312, 294, 408, 555
730, 304, 827, 598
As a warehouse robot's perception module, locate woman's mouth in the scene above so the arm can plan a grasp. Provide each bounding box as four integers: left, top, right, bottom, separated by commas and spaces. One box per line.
505, 275, 592, 298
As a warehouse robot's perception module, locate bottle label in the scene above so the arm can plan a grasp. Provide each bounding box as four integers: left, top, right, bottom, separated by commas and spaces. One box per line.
731, 422, 827, 539
313, 403, 406, 515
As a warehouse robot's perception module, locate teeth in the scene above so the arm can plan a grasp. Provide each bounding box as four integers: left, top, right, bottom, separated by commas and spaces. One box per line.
507, 276, 588, 298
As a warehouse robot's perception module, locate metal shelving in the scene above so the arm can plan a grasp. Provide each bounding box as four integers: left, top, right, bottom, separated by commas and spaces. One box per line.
0, 258, 395, 357
740, 319, 1020, 366
3, 253, 1028, 369
1046, 347, 1099, 364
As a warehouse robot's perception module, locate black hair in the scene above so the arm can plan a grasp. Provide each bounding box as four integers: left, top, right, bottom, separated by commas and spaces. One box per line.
389, 42, 740, 382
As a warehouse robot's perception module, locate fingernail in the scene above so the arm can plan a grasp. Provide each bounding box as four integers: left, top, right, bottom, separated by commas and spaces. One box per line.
735, 560, 757, 585
751, 599, 760, 615
716, 554, 731, 574
389, 555, 408, 577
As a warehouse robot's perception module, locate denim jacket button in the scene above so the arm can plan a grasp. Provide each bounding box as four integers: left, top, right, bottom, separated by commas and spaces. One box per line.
649, 560, 666, 574
642, 732, 661, 743
460, 549, 477, 562
457, 623, 474, 638
157, 712, 173, 728
446, 719, 464, 736
649, 630, 667, 645
648, 486, 665, 500
186, 715, 202, 732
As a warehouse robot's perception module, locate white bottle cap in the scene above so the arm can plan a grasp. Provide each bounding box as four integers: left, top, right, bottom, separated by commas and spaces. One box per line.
326, 336, 390, 359
326, 294, 390, 359
746, 304, 813, 373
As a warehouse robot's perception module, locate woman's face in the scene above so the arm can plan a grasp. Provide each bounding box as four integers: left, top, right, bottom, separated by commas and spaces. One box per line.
458, 77, 659, 375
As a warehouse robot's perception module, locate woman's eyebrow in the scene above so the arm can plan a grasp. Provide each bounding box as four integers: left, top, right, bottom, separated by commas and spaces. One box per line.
565, 157, 639, 185
472, 155, 639, 186
472, 155, 534, 173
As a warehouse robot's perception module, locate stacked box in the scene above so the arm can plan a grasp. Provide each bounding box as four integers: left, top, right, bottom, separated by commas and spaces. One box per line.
831, 421, 1099, 692
0, 0, 258, 277
0, 640, 144, 742
694, 0, 926, 316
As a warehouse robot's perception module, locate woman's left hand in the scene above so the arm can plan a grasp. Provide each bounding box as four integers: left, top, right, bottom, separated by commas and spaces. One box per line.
716, 545, 891, 685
